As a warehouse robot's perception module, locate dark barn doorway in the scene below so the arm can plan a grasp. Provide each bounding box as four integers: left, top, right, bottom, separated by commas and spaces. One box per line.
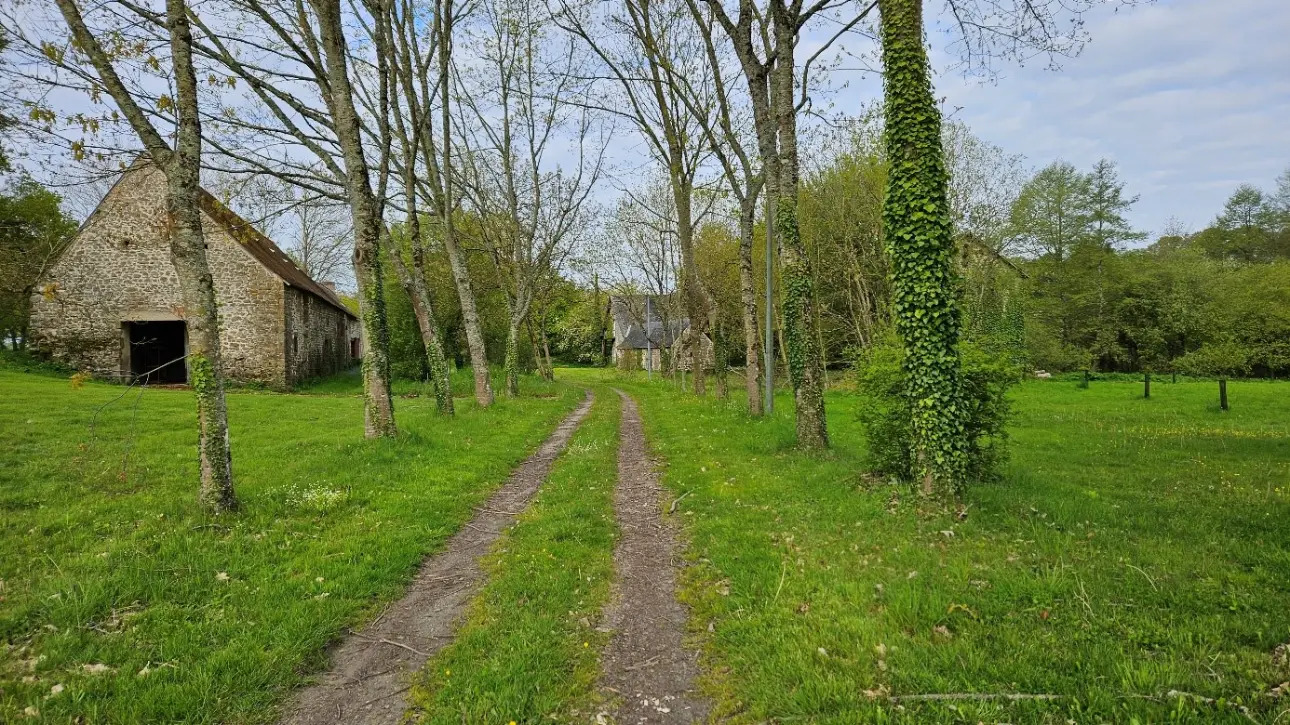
127, 321, 188, 384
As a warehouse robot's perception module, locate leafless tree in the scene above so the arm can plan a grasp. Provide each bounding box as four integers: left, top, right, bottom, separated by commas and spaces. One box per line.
208, 173, 354, 287
455, 0, 605, 396
553, 0, 723, 396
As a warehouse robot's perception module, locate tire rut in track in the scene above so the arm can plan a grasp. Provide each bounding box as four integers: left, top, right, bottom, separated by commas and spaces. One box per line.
596, 389, 709, 724
280, 390, 595, 725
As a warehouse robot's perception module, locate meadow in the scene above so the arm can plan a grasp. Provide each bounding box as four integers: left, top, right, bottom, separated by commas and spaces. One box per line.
0, 363, 578, 723
2, 360, 1288, 723
568, 370, 1290, 723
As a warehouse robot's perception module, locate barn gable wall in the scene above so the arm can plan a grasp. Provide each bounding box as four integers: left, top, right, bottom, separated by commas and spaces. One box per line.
29, 164, 288, 387
283, 286, 359, 386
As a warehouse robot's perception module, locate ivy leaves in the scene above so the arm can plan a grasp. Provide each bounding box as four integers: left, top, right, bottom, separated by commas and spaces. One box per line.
878, 0, 968, 495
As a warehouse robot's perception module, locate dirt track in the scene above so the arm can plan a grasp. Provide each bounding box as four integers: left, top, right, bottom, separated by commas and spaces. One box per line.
596, 390, 709, 724
278, 391, 594, 725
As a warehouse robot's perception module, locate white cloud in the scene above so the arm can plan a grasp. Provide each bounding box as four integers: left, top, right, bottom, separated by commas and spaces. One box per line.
909, 0, 1290, 236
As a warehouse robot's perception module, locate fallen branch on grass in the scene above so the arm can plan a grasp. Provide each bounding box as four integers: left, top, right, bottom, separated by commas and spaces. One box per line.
669, 491, 691, 514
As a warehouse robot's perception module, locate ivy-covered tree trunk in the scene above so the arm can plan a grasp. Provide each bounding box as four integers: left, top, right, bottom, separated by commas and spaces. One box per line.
503, 317, 521, 397
315, 0, 397, 438
737, 194, 763, 415
57, 0, 241, 510
389, 247, 453, 414
165, 0, 238, 512
879, 0, 966, 495
771, 12, 828, 449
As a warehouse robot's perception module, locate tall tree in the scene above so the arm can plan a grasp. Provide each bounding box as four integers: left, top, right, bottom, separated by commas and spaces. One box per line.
701, 0, 869, 446
53, 0, 240, 510
1086, 159, 1145, 252
675, 0, 764, 413
0, 27, 13, 172
1009, 161, 1092, 263
456, 0, 603, 397
437, 0, 496, 407
877, 0, 964, 494
555, 0, 721, 396
311, 0, 399, 437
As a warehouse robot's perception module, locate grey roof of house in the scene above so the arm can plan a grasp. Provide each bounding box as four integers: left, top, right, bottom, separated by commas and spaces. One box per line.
609, 295, 688, 350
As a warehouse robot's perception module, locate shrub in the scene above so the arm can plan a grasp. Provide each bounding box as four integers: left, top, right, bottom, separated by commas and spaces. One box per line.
854, 334, 1017, 488
1175, 340, 1252, 379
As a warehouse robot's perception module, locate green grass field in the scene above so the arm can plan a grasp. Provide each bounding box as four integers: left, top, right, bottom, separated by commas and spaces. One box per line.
3, 361, 1288, 723
562, 369, 1290, 723
0, 366, 579, 723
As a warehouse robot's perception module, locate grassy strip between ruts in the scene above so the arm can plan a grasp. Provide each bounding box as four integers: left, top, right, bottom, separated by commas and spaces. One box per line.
407, 387, 620, 723
0, 366, 579, 723
562, 368, 1290, 724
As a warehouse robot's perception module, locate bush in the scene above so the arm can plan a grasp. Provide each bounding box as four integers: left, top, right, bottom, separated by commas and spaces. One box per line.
1175, 340, 1251, 379
854, 334, 1017, 488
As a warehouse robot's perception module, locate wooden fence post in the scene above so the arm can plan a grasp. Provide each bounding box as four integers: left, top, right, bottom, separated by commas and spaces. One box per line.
1219, 379, 1229, 411
1144, 372, 1150, 399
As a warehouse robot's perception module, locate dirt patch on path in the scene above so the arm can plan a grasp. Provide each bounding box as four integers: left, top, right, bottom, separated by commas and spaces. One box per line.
597, 390, 709, 724
280, 391, 595, 725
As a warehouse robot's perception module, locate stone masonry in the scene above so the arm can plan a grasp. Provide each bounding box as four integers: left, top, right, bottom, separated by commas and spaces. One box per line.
29, 162, 359, 388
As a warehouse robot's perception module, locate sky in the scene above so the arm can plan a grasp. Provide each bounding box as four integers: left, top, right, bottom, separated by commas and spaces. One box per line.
8, 0, 1288, 244
906, 0, 1290, 238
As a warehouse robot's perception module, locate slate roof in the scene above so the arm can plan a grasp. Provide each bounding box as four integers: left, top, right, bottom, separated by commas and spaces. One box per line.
197, 188, 357, 319
609, 295, 688, 350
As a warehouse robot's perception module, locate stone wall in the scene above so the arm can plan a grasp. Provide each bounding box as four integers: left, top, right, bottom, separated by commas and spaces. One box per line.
29, 164, 289, 387
284, 286, 359, 386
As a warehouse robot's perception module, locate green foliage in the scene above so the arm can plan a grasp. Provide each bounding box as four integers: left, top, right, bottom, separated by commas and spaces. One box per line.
0, 177, 78, 347
879, 0, 965, 492
854, 335, 1016, 486
1175, 340, 1252, 379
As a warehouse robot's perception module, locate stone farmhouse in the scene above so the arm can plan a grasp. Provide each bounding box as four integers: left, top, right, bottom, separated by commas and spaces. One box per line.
29, 161, 360, 389
608, 294, 712, 371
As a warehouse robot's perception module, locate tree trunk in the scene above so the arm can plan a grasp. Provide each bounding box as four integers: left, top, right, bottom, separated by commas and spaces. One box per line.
540, 325, 554, 381
439, 0, 494, 408
389, 247, 453, 414
737, 196, 763, 415
504, 318, 521, 397
771, 12, 828, 449
669, 164, 710, 397
593, 274, 607, 366
314, 0, 397, 438
53, 0, 241, 510
711, 318, 729, 399
879, 0, 966, 493
165, 0, 238, 511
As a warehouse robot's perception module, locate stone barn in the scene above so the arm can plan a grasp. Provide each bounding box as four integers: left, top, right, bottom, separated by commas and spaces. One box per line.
29, 161, 361, 389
